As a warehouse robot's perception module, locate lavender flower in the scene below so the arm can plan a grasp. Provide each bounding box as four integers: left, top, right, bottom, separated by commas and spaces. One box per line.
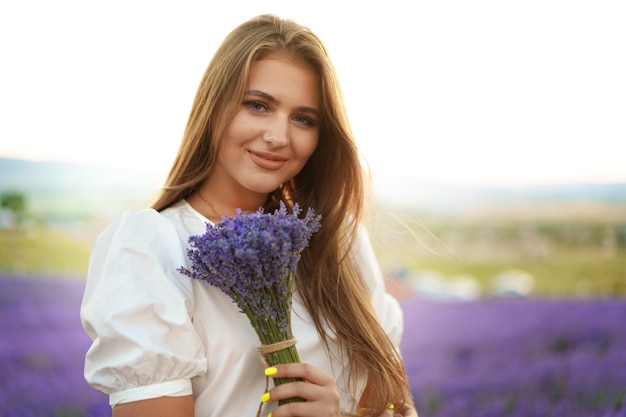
178, 201, 321, 402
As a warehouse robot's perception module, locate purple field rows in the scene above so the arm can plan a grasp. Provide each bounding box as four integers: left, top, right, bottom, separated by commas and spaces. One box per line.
1, 275, 625, 416
400, 297, 626, 416
0, 275, 109, 417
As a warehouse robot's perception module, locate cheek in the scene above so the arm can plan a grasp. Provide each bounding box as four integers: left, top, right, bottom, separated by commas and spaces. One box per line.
299, 135, 319, 161
222, 110, 252, 142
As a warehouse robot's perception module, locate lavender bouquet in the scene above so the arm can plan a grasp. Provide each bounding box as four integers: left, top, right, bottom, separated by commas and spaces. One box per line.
178, 201, 321, 403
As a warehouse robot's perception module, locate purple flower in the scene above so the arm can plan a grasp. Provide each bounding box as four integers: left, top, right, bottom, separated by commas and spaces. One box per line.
178, 201, 321, 401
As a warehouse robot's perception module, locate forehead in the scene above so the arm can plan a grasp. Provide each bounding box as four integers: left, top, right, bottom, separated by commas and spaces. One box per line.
247, 54, 320, 106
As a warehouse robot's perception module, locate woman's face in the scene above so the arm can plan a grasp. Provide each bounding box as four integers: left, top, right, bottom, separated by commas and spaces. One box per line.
209, 54, 320, 202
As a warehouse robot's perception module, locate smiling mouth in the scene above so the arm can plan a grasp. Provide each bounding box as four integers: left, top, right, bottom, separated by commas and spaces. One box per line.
249, 151, 288, 170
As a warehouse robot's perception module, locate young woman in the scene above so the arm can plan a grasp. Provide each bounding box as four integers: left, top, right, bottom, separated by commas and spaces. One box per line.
81, 14, 417, 417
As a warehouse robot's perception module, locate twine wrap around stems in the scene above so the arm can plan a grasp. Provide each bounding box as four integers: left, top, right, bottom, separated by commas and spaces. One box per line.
258, 337, 298, 360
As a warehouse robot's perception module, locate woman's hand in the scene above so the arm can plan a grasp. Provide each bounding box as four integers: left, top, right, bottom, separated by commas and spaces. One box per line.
262, 363, 341, 417
391, 403, 419, 417
370, 403, 419, 417
367, 402, 419, 417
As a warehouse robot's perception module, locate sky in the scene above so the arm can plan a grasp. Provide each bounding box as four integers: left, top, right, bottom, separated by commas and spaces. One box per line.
1, 0, 625, 187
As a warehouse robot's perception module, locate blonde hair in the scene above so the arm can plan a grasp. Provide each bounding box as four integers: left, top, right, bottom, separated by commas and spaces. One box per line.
152, 14, 410, 415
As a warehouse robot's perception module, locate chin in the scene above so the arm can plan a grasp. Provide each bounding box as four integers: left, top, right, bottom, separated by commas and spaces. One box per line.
244, 177, 291, 195
244, 183, 284, 196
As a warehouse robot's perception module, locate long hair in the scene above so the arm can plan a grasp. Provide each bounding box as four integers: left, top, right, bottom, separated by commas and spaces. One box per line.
152, 14, 410, 415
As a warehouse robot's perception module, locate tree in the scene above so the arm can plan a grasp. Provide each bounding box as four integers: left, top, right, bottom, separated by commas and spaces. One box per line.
1, 190, 27, 224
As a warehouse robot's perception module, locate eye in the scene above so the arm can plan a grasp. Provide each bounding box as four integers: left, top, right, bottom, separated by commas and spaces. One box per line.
245, 101, 268, 113
293, 114, 317, 127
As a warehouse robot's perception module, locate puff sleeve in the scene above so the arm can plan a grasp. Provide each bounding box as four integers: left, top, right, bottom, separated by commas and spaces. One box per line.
80, 210, 207, 406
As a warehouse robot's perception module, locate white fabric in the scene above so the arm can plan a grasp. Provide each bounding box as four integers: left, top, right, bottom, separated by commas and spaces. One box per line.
110, 379, 192, 405
81, 200, 404, 416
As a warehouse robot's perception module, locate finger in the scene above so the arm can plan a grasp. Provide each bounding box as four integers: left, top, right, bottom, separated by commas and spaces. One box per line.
363, 409, 393, 417
266, 379, 330, 403
262, 378, 341, 417
265, 363, 335, 386
395, 403, 419, 417
272, 399, 337, 417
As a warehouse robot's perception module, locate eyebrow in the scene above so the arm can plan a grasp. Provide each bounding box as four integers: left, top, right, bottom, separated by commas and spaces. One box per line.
245, 90, 321, 118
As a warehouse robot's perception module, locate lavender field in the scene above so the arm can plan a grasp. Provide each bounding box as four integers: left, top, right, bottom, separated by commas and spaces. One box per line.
1, 275, 625, 417
401, 297, 626, 417
0, 275, 109, 417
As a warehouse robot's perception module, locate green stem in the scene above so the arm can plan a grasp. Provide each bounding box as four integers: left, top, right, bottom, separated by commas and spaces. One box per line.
264, 345, 305, 404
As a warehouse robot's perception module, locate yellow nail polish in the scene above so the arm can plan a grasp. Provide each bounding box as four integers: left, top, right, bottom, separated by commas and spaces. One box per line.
268, 414, 272, 417
386, 403, 395, 410
261, 392, 270, 403
264, 367, 278, 376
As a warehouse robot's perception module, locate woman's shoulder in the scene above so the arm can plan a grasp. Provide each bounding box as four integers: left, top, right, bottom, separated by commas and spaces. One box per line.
98, 200, 208, 244
86, 200, 205, 309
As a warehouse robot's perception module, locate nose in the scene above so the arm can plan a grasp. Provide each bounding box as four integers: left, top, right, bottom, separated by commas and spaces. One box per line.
262, 116, 290, 147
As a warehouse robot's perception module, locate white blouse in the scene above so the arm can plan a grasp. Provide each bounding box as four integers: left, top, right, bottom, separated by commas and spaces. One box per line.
81, 200, 403, 416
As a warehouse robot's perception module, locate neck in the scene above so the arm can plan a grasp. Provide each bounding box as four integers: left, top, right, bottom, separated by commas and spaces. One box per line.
191, 186, 268, 223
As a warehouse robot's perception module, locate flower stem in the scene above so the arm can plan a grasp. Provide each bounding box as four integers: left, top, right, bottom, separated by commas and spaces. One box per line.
264, 345, 305, 404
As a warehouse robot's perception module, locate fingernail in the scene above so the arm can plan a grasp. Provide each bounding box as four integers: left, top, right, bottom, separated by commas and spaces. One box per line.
261, 392, 270, 403
386, 403, 395, 410
268, 414, 272, 417
264, 367, 278, 376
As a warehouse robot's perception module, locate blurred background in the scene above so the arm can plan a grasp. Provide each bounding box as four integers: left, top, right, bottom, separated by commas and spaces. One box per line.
1, 1, 625, 416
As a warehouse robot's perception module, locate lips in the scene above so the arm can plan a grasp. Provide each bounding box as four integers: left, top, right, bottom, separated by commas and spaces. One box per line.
248, 150, 288, 170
